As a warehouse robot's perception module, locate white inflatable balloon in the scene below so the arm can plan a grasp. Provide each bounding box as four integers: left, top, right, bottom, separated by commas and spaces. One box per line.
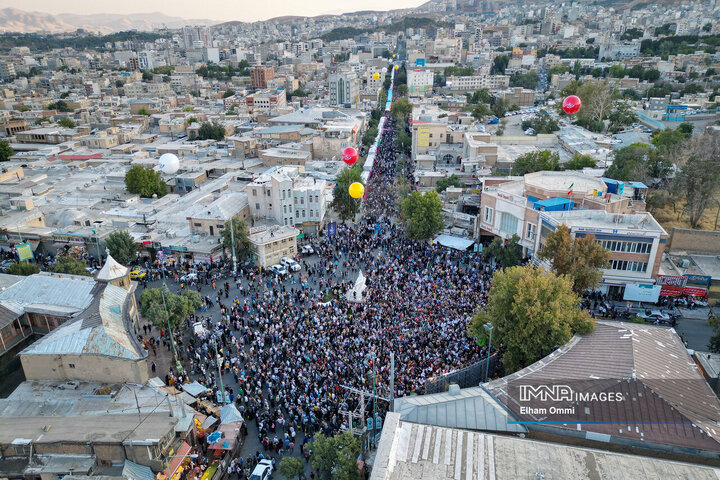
381, 67, 387, 73
158, 153, 180, 174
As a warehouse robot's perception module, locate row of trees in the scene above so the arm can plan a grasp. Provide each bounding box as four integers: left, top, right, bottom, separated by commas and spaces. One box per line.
559, 80, 638, 133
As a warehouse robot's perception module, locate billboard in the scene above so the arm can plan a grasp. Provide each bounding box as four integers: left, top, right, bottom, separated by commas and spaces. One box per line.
623, 283, 661, 303
16, 242, 33, 261
327, 222, 337, 237
415, 58, 426, 67
417, 126, 430, 147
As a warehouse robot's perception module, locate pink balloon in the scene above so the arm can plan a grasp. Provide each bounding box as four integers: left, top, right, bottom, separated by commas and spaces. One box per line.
563, 95, 581, 114
342, 147, 359, 166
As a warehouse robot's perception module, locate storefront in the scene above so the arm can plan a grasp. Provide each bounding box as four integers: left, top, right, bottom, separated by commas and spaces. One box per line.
657, 275, 709, 299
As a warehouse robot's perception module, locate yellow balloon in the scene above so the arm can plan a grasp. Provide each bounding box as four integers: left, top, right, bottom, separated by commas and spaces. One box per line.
372, 72, 380, 80
394, 65, 399, 70
392, 54, 396, 58
349, 182, 365, 199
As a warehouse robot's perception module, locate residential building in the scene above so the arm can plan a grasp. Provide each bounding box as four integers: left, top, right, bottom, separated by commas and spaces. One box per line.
15, 127, 82, 144
248, 224, 299, 267
446, 74, 510, 92
250, 65, 275, 89
407, 69, 434, 96
329, 72, 360, 108
245, 88, 287, 112
185, 191, 250, 236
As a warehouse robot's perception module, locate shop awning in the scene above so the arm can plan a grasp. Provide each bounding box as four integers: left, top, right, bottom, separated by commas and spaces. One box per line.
684, 287, 708, 298
165, 441, 191, 479
660, 286, 683, 297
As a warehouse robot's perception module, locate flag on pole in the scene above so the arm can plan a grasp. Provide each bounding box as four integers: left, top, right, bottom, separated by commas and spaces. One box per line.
567, 183, 574, 195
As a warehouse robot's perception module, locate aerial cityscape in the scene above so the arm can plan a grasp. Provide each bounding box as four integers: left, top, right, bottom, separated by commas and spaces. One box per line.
0, 0, 719, 479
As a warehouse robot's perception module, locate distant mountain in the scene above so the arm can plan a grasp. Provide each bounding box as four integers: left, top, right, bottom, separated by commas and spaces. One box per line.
0, 8, 216, 34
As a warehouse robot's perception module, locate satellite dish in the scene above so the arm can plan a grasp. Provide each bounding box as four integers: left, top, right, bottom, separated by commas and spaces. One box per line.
158, 153, 179, 174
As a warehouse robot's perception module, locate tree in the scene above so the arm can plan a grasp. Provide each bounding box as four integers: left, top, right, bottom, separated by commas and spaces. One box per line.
520, 111, 559, 134
575, 80, 615, 130
46, 100, 72, 112
608, 101, 638, 131
468, 265, 594, 373
57, 117, 75, 128
125, 165, 167, 198
139, 288, 201, 329
197, 121, 226, 141
436, 174, 464, 193
0, 139, 13, 162
138, 108, 151, 116
400, 190, 444, 241
492, 55, 510, 74
484, 235, 523, 269
511, 150, 561, 175
565, 153, 596, 170
471, 103, 492, 121
397, 84, 408, 97
674, 132, 720, 228
278, 457, 304, 479
6, 262, 39, 276
395, 129, 411, 154
104, 230, 137, 265
604, 143, 662, 184
331, 166, 363, 222
142, 70, 153, 82
709, 308, 720, 353
52, 255, 91, 276
310, 432, 361, 480
491, 98, 510, 118
222, 89, 235, 98
538, 225, 610, 294
391, 97, 413, 122
509, 71, 539, 89
467, 88, 491, 104
221, 219, 251, 263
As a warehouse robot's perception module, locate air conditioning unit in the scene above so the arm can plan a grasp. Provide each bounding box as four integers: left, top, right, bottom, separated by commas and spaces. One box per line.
680, 259, 690, 268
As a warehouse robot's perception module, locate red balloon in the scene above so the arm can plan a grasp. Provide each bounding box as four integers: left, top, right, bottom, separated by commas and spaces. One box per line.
342, 147, 359, 166
563, 95, 581, 114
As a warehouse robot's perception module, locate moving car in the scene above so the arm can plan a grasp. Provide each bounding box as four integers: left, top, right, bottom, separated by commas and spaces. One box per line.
249, 459, 273, 480
129, 269, 147, 280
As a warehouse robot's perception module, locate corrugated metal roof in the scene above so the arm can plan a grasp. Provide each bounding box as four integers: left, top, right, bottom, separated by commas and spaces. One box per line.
122, 461, 154, 480
0, 275, 95, 312
0, 303, 22, 329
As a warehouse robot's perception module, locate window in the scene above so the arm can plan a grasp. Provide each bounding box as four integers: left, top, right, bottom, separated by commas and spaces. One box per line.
283, 205, 287, 213
68, 364, 75, 369
217, 224, 224, 229
266, 190, 271, 196
500, 212, 518, 234
252, 189, 257, 196
294, 198, 298, 205
301, 198, 304, 205
484, 207, 494, 224
526, 223, 536, 240
194, 222, 201, 227
255, 203, 260, 210
282, 190, 285, 199
315, 195, 319, 203
296, 211, 299, 218
309, 210, 314, 217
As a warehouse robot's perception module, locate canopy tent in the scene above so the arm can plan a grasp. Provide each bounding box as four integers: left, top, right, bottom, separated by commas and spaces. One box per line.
345, 270, 367, 303
183, 381, 209, 398
207, 421, 242, 451
433, 234, 474, 251
219, 403, 244, 424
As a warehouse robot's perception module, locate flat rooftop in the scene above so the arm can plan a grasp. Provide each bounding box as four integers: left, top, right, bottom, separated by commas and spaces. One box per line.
545, 209, 667, 235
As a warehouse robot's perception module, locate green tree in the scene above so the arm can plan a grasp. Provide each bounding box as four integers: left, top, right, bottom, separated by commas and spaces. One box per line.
400, 190, 444, 240
468, 265, 594, 373
574, 80, 615, 131
221, 219, 251, 263
6, 262, 39, 276
484, 235, 523, 269
709, 308, 720, 353
565, 153, 596, 170
331, 165, 363, 222
139, 288, 201, 329
491, 98, 510, 118
492, 55, 510, 74
197, 121, 226, 141
278, 456, 305, 479
142, 70, 153, 81
0, 139, 14, 162
509, 71, 539, 89
52, 255, 91, 276
547, 64, 569, 80
104, 230, 137, 265
604, 143, 659, 183
391, 97, 413, 122
222, 89, 235, 98
538, 224, 610, 294
57, 117, 76, 128
46, 100, 72, 112
674, 132, 720, 228
125, 165, 167, 198
396, 84, 409, 97
608, 101, 638, 131
520, 111, 559, 134
436, 174, 464, 193
138, 107, 151, 116
468, 88, 491, 104
115, 80, 124, 88
511, 150, 561, 175
310, 432, 361, 480
395, 129, 411, 154
471, 103, 492, 121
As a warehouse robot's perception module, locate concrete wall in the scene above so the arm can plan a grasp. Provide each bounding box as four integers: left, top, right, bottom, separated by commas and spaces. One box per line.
669, 228, 720, 254
20, 353, 149, 384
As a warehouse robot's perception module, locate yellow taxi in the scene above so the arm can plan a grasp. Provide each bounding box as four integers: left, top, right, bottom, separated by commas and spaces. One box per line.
129, 269, 147, 280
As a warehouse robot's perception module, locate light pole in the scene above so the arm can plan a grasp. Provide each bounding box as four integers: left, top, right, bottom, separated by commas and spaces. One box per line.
484, 323, 493, 383
161, 285, 180, 372
228, 219, 237, 276
209, 330, 227, 404
365, 352, 378, 448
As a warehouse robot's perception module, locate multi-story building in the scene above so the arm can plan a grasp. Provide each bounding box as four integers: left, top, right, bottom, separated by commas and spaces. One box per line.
15, 127, 82, 144
245, 88, 287, 112
496, 87, 536, 107
182, 25, 212, 49
185, 192, 250, 236
249, 225, 299, 267
0, 62, 16, 81
407, 69, 434, 96
250, 66, 275, 89
446, 74, 510, 92
329, 72, 360, 108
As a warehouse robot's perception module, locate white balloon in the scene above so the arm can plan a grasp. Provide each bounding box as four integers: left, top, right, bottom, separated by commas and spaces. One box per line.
381, 67, 387, 73
158, 153, 180, 174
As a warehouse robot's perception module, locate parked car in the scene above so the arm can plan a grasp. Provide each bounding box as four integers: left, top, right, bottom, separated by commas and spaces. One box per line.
249, 459, 273, 480
129, 269, 147, 280
300, 245, 314, 255
270, 264, 288, 276
0, 260, 14, 272
180, 272, 198, 282
281, 257, 302, 272
638, 309, 671, 324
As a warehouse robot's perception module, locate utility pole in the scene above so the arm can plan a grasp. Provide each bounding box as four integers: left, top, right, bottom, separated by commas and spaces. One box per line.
210, 331, 227, 404
484, 323, 493, 383
229, 218, 237, 275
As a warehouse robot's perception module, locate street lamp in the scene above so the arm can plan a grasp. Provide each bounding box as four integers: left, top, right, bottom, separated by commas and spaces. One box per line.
365, 352, 378, 448
483, 323, 493, 383
161, 285, 180, 372
228, 218, 237, 276
209, 330, 227, 405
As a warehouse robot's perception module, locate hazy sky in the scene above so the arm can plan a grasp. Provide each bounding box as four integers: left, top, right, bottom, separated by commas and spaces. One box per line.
2, 0, 427, 22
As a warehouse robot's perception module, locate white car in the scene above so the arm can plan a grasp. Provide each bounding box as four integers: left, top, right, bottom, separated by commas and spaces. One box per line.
281, 257, 302, 272
300, 245, 314, 255
270, 264, 288, 276
249, 459, 273, 480
180, 272, 198, 282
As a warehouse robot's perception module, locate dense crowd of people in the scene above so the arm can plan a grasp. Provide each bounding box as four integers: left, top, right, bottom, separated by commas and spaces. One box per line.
150, 108, 496, 478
